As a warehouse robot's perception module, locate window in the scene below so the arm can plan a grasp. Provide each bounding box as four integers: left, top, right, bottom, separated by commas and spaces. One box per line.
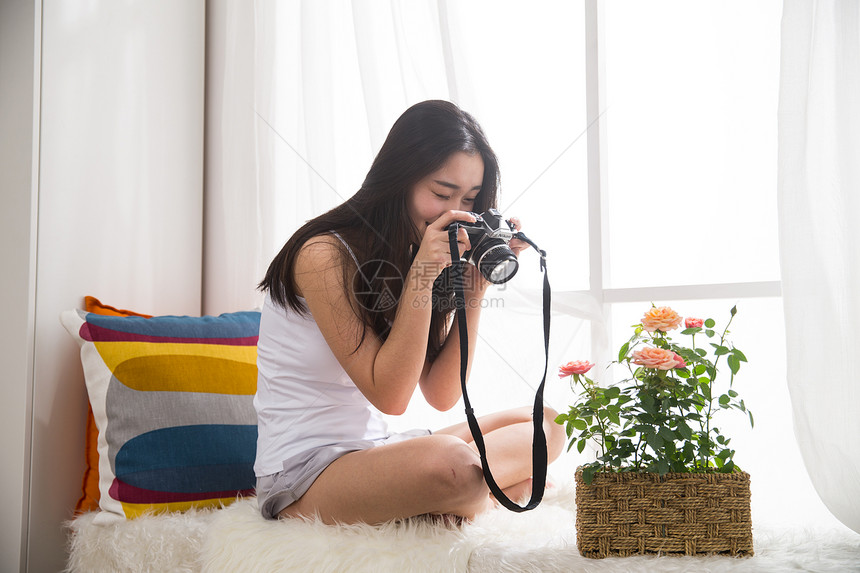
603, 0, 782, 289
588, 0, 836, 528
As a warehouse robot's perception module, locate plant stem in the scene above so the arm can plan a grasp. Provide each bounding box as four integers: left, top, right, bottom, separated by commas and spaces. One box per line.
578, 377, 608, 468
595, 414, 608, 464
702, 312, 736, 468
690, 331, 708, 468
627, 360, 646, 471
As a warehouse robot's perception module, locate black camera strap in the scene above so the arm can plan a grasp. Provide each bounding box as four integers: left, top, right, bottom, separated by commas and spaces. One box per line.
446, 224, 551, 512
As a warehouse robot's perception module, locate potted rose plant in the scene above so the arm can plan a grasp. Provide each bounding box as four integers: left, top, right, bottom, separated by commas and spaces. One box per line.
555, 305, 754, 558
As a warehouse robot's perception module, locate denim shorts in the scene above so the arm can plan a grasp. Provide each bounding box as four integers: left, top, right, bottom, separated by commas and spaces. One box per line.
256, 428, 431, 519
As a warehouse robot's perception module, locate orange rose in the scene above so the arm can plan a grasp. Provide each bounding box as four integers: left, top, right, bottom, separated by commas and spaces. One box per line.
558, 360, 594, 377
641, 306, 682, 333
631, 347, 684, 370
685, 317, 704, 328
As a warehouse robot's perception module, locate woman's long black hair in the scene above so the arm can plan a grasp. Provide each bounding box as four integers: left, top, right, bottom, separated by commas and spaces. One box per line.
259, 100, 500, 361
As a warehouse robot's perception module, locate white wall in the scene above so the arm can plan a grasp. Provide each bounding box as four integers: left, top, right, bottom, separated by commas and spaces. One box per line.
1, 1, 206, 571
0, 1, 39, 571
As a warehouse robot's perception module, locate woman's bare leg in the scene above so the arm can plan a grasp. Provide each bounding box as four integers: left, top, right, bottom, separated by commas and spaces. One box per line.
437, 406, 566, 498
279, 406, 564, 524
278, 434, 492, 525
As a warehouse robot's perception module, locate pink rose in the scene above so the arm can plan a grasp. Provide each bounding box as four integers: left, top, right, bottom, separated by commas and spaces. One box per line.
641, 306, 682, 333
685, 317, 704, 328
631, 347, 684, 370
559, 360, 594, 377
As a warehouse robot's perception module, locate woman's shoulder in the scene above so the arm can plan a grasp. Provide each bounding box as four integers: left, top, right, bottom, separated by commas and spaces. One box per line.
294, 232, 354, 297
295, 232, 347, 266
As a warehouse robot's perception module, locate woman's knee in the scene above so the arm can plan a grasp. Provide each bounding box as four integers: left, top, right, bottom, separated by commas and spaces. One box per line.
422, 435, 487, 505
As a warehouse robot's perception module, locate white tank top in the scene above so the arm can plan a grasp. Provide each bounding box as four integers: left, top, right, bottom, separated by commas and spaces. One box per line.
253, 235, 389, 477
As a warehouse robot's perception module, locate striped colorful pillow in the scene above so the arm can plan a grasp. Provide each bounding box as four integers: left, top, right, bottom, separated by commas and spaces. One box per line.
76, 297, 155, 515
61, 308, 260, 523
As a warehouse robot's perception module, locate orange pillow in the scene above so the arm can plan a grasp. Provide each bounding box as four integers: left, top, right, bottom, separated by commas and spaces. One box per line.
75, 297, 152, 514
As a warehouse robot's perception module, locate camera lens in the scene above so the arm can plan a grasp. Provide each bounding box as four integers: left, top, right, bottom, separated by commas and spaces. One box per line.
475, 241, 519, 284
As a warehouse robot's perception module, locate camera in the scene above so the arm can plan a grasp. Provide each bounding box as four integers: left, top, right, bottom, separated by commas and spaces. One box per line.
447, 208, 519, 284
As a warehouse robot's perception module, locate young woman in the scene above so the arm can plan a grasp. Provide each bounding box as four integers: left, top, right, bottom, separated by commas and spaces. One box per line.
254, 100, 565, 524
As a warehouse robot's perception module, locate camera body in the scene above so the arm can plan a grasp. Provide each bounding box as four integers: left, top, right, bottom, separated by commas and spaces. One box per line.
449, 208, 519, 284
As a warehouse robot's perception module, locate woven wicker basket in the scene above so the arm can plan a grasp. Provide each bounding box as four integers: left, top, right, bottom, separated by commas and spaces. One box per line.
575, 468, 753, 558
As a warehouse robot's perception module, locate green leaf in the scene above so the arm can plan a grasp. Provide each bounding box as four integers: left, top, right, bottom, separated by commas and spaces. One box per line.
731, 305, 737, 316
719, 394, 731, 406
640, 392, 656, 414
554, 413, 568, 425
604, 386, 621, 400
577, 439, 586, 454
712, 344, 730, 356
706, 329, 716, 338
727, 354, 741, 375
573, 418, 588, 431
677, 422, 693, 440
705, 318, 716, 328
618, 342, 630, 362
683, 442, 695, 462
694, 364, 707, 376
749, 411, 755, 428
582, 465, 597, 485
732, 349, 748, 362
696, 348, 707, 357
728, 389, 738, 397
681, 328, 702, 335
608, 411, 621, 426
646, 432, 663, 451
658, 426, 675, 443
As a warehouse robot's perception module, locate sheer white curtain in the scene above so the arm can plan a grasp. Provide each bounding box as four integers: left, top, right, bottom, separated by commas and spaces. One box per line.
206, 1, 599, 481
251, 0, 457, 263
778, 0, 860, 533
204, 0, 260, 315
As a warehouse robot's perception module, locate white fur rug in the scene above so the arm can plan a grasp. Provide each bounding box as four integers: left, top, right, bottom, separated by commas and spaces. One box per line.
67, 485, 860, 572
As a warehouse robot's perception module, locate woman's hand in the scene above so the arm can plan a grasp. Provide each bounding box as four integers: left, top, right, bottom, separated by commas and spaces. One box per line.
411, 210, 477, 283
507, 216, 529, 258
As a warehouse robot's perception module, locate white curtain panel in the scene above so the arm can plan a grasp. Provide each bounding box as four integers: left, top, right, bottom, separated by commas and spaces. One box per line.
778, 0, 860, 533
204, 0, 261, 314
252, 0, 458, 270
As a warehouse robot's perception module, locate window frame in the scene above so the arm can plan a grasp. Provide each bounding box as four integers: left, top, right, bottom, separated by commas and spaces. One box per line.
582, 0, 782, 365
